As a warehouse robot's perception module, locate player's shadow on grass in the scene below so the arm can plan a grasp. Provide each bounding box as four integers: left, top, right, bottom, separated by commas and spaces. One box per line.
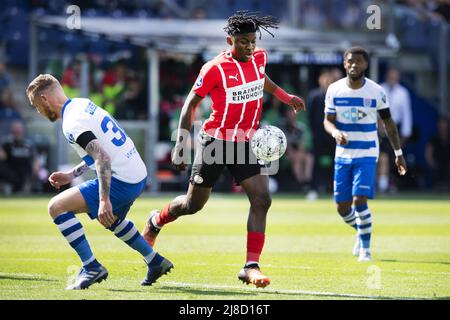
108, 284, 432, 300
157, 285, 257, 297
379, 259, 450, 266
108, 288, 145, 293
0, 275, 57, 282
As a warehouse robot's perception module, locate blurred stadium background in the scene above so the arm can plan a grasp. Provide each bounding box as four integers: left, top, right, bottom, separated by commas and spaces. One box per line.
0, 0, 449, 196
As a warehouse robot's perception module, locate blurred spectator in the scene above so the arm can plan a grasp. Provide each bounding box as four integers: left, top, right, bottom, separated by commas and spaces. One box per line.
426, 116, 450, 191
100, 59, 130, 116
379, 67, 412, 193
115, 75, 147, 120
60, 58, 83, 101
0, 121, 41, 193
0, 61, 11, 95
330, 67, 344, 82
281, 108, 314, 188
101, 59, 129, 89
0, 88, 22, 136
339, 1, 362, 29
403, 0, 435, 22
301, 1, 326, 29
262, 98, 284, 127
431, 0, 450, 22
307, 69, 335, 193
192, 7, 207, 20
381, 68, 413, 142
61, 59, 81, 88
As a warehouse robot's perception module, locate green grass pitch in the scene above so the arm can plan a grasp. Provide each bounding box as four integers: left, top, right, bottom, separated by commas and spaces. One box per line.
1, 194, 449, 300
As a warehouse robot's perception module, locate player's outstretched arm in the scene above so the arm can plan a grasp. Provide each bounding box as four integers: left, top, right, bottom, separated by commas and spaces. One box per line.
85, 139, 115, 227
324, 114, 348, 145
263, 74, 305, 113
48, 161, 89, 189
381, 116, 408, 176
172, 91, 203, 171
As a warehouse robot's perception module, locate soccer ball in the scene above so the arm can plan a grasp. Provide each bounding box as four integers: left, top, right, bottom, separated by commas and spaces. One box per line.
250, 125, 287, 162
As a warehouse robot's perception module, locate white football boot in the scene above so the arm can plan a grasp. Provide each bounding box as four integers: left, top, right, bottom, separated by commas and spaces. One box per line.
358, 248, 372, 262
352, 234, 361, 256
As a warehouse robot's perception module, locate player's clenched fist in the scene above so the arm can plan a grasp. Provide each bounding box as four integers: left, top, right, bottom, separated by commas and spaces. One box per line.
395, 156, 408, 176
48, 171, 73, 190
332, 129, 349, 146
97, 198, 116, 228
290, 95, 306, 113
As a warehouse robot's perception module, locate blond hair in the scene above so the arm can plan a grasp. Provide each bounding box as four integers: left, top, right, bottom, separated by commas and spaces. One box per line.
26, 74, 60, 102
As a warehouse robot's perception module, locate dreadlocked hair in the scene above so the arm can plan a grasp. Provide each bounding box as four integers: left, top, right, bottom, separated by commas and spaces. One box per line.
224, 11, 279, 39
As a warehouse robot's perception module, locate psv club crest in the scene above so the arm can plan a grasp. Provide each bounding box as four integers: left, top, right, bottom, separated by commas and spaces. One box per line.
195, 75, 203, 88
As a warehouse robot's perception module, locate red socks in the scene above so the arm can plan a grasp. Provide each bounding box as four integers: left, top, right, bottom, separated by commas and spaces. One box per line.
246, 231, 265, 264
155, 203, 177, 226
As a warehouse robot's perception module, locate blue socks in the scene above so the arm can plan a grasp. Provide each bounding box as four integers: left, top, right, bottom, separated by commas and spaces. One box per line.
55, 213, 158, 268
110, 219, 157, 264
355, 204, 372, 249
54, 212, 99, 268
341, 208, 357, 230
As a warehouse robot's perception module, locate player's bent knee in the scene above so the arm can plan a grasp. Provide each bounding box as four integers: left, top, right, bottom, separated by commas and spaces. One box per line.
354, 197, 368, 207
184, 201, 205, 215
251, 194, 272, 212
336, 202, 352, 216
48, 198, 63, 219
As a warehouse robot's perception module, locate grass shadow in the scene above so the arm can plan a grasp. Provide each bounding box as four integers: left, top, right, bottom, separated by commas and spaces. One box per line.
108, 288, 144, 293
158, 283, 436, 300
0, 275, 58, 282
379, 259, 450, 266
157, 285, 256, 297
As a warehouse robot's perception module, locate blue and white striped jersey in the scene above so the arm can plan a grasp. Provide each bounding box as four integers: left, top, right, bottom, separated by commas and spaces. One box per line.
324, 77, 389, 164
62, 98, 147, 183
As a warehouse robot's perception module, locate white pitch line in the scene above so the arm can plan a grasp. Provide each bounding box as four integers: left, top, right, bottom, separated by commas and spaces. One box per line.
2, 257, 449, 275
159, 281, 427, 300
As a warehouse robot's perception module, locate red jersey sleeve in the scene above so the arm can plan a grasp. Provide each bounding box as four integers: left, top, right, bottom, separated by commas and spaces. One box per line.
192, 63, 221, 98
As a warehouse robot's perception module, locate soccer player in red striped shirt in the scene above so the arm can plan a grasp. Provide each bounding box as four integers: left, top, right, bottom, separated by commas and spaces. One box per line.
142, 11, 305, 288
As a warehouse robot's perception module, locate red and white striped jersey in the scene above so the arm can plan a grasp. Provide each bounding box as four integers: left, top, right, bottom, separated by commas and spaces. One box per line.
192, 48, 268, 142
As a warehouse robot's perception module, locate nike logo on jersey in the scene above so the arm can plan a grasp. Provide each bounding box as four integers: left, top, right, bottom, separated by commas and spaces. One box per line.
342, 108, 367, 122
229, 73, 239, 81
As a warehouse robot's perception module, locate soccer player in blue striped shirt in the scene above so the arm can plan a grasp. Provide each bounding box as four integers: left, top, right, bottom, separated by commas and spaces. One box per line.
26, 74, 173, 289
323, 47, 407, 261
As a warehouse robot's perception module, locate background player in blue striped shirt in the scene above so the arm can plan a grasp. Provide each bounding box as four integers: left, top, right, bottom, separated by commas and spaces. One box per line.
323, 47, 407, 262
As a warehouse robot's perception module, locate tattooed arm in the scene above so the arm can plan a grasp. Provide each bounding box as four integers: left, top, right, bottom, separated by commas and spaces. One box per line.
85, 139, 116, 228
48, 161, 90, 190
72, 162, 90, 178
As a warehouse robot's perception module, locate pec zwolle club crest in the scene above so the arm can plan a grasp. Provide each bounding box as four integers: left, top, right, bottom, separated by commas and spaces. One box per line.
66, 133, 75, 144
342, 107, 367, 123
